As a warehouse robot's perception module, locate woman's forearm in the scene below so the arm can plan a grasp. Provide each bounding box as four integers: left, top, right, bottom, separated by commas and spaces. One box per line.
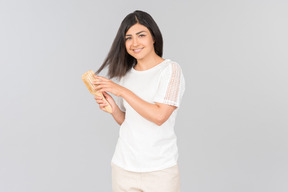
120, 87, 174, 126
112, 106, 125, 126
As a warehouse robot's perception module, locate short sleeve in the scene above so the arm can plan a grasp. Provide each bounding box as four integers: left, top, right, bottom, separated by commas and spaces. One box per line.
153, 62, 185, 107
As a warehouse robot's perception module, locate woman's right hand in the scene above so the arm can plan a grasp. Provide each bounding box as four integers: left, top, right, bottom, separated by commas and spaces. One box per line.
94, 91, 117, 113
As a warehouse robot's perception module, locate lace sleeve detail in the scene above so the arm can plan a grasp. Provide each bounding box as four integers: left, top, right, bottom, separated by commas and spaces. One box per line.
153, 62, 185, 107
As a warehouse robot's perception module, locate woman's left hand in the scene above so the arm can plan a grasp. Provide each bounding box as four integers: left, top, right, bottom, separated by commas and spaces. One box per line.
92, 75, 125, 97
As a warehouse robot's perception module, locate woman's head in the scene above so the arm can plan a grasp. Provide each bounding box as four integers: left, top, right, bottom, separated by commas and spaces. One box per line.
96, 10, 163, 79
121, 10, 163, 57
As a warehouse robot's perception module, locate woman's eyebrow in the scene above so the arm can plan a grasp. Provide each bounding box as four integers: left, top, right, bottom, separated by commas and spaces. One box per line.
136, 30, 146, 35
125, 31, 147, 36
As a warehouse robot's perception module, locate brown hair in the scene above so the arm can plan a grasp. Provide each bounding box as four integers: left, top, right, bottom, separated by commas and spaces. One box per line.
96, 10, 163, 79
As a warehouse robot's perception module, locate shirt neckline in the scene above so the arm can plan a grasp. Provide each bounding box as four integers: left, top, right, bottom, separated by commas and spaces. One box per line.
131, 59, 170, 73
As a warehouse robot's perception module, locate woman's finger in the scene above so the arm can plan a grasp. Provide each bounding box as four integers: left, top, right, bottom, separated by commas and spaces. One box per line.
99, 104, 108, 109
102, 91, 109, 97
102, 91, 113, 99
94, 96, 102, 100
94, 75, 109, 81
92, 80, 106, 84
94, 83, 109, 90
96, 99, 106, 104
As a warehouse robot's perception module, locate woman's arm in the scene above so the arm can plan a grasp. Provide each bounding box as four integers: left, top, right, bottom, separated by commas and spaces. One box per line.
94, 91, 125, 126
94, 76, 176, 126
111, 105, 125, 126
121, 88, 176, 126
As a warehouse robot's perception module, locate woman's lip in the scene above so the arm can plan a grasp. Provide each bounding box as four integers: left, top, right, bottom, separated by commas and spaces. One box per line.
133, 48, 143, 53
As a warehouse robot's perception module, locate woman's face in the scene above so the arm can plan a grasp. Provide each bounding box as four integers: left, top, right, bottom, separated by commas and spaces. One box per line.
125, 23, 155, 61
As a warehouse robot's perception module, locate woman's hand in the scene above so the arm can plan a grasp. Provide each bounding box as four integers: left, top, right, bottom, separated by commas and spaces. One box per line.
93, 82, 126, 125
94, 91, 116, 113
93, 75, 125, 97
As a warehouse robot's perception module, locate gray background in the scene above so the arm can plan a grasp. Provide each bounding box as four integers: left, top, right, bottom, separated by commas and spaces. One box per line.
1, 0, 287, 191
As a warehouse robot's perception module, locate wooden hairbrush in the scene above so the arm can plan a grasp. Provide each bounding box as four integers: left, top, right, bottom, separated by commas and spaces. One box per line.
82, 70, 112, 113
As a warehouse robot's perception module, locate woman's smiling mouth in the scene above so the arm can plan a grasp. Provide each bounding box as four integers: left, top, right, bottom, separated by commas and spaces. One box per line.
133, 48, 143, 53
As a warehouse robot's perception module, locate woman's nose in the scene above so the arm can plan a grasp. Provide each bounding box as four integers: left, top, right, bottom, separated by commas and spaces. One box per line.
132, 38, 139, 46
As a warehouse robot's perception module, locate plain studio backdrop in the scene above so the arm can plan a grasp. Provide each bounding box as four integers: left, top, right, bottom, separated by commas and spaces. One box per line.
0, 0, 287, 191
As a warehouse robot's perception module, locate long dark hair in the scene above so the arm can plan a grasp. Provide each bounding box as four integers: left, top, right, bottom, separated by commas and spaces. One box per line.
96, 10, 163, 79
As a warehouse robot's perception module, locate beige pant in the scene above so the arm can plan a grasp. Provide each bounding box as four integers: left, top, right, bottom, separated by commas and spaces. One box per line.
111, 163, 180, 192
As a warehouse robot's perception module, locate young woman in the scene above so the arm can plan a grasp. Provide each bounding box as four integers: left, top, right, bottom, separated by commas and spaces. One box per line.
93, 10, 185, 192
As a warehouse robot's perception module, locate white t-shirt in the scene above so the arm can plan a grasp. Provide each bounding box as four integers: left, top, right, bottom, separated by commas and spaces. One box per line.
112, 59, 185, 172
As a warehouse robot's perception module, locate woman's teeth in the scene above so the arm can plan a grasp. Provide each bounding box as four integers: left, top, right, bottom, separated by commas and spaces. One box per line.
133, 48, 143, 53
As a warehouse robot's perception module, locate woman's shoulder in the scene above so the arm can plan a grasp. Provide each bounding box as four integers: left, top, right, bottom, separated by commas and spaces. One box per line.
160, 59, 183, 74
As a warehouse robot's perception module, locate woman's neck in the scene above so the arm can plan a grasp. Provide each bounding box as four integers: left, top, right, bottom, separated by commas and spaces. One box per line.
134, 54, 165, 71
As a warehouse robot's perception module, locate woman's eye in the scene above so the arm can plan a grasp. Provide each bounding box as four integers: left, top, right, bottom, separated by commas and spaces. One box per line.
139, 34, 145, 38
125, 37, 132, 41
